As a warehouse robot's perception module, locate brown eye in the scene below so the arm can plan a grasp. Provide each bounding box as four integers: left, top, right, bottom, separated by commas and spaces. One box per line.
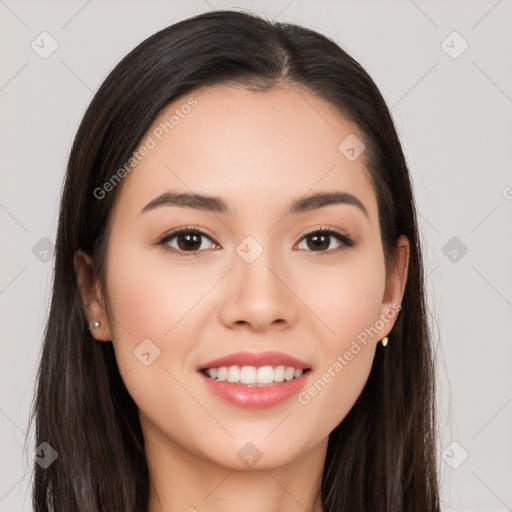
296, 229, 355, 253
158, 227, 218, 255
174, 232, 203, 251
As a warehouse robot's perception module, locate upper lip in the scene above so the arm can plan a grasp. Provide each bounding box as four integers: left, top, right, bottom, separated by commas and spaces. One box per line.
198, 351, 311, 371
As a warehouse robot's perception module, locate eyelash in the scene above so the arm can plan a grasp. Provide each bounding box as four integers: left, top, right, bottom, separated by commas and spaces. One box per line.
156, 225, 356, 257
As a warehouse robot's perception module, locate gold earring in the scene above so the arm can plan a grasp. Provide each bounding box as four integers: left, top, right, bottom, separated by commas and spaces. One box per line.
89, 321, 100, 331
381, 336, 388, 347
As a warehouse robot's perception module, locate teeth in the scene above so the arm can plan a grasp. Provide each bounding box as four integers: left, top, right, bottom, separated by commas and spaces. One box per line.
274, 365, 285, 382
204, 365, 306, 385
240, 366, 256, 384
256, 366, 274, 384
217, 367, 228, 381
284, 367, 295, 381
227, 366, 240, 383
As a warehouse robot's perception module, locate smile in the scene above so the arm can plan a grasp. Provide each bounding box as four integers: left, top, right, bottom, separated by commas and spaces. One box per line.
202, 365, 308, 386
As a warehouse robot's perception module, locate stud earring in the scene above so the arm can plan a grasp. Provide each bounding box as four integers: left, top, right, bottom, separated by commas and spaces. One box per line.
381, 336, 388, 347
89, 321, 100, 331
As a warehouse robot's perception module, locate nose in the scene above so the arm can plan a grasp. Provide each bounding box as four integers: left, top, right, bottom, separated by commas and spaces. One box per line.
219, 249, 298, 332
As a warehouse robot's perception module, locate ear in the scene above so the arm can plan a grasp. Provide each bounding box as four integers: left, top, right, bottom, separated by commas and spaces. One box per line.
73, 250, 112, 342
377, 234, 410, 338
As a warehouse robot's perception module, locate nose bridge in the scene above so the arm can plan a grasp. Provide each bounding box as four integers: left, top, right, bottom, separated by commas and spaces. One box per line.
220, 233, 296, 329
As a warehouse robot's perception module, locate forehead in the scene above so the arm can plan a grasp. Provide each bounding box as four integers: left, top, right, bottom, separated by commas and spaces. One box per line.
111, 83, 378, 223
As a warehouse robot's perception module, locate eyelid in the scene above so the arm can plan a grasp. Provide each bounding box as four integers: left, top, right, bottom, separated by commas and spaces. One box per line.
297, 225, 357, 252
156, 224, 356, 255
157, 225, 218, 244
155, 225, 219, 255
300, 225, 351, 240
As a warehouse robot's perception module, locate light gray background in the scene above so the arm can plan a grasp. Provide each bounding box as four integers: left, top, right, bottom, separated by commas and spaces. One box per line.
1, 0, 511, 510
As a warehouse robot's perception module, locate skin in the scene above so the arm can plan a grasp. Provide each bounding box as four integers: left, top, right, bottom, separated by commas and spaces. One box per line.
75, 83, 409, 512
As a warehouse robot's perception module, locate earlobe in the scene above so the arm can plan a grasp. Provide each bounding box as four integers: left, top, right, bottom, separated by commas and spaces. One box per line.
73, 250, 112, 342
377, 235, 410, 340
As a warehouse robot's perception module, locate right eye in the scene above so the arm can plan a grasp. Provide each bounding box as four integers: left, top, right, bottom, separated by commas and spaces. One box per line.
157, 226, 220, 256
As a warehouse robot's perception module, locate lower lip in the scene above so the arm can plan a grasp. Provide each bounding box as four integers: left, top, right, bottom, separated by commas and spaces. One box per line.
199, 371, 310, 409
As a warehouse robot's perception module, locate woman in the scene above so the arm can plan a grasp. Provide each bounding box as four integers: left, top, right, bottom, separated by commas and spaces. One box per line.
29, 9, 439, 511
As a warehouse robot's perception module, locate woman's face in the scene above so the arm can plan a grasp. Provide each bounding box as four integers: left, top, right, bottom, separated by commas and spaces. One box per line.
79, 83, 408, 470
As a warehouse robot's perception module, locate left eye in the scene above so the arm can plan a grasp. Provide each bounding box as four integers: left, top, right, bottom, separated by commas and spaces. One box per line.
296, 229, 354, 253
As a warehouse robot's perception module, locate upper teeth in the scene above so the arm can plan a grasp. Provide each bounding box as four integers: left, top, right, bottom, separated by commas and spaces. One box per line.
205, 365, 304, 384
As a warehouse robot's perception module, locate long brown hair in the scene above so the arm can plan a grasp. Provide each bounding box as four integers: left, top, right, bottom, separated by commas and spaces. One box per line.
28, 9, 439, 511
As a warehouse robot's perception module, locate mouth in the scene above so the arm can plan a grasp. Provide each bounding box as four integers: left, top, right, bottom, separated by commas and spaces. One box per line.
197, 351, 313, 408
200, 365, 311, 386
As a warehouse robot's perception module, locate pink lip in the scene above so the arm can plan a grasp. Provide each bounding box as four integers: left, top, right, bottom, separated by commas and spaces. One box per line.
199, 371, 311, 409
197, 351, 312, 409
198, 351, 311, 371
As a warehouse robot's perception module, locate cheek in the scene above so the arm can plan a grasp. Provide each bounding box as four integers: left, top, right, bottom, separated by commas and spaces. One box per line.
292, 249, 384, 433
105, 243, 211, 341
301, 246, 386, 345
102, 243, 216, 438
103, 240, 219, 387
296, 343, 375, 449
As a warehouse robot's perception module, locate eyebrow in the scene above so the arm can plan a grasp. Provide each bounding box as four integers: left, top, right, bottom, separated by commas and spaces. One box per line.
140, 190, 369, 219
